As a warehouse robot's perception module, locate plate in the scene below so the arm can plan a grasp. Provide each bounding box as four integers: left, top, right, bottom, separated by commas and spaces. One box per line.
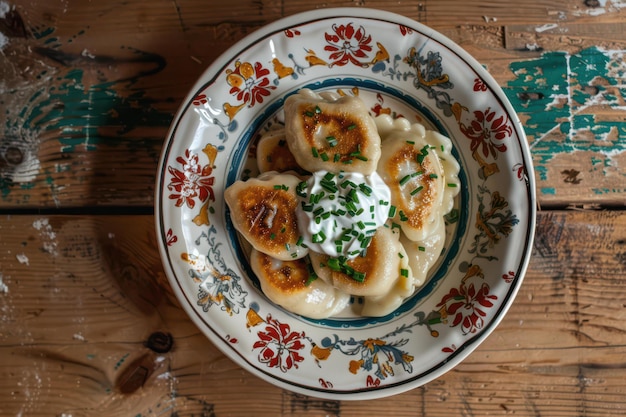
155, 8, 536, 400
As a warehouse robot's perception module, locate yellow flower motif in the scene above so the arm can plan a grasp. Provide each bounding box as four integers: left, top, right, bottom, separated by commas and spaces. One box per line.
349, 359, 364, 374
362, 338, 386, 352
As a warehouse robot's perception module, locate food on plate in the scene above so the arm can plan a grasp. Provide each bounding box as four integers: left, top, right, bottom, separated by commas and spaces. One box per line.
400, 215, 446, 288
309, 225, 412, 296
256, 129, 302, 174
294, 170, 391, 259
376, 116, 460, 241
283, 89, 381, 174
225, 91, 460, 318
224, 171, 308, 261
250, 249, 350, 319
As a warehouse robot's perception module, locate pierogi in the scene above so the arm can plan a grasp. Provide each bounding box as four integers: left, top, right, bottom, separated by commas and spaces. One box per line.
225, 171, 308, 261
224, 92, 460, 319
376, 115, 460, 242
309, 226, 411, 297
256, 129, 302, 174
250, 249, 349, 319
283, 89, 381, 174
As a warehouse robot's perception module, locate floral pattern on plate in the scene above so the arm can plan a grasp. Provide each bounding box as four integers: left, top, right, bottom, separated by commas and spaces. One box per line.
156, 8, 535, 400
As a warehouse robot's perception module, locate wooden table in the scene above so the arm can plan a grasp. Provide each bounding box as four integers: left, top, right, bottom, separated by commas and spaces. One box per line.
1, 1, 625, 415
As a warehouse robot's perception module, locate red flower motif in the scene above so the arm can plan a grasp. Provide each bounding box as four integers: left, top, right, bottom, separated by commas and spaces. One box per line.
284, 28, 301, 38
460, 107, 511, 159
366, 375, 381, 387
166, 228, 178, 246
502, 270, 515, 283
167, 149, 215, 209
193, 94, 208, 106
437, 282, 497, 335
324, 23, 373, 67
399, 25, 413, 36
253, 315, 305, 372
513, 163, 525, 180
442, 344, 457, 353
227, 61, 275, 108
319, 378, 333, 388
473, 78, 488, 92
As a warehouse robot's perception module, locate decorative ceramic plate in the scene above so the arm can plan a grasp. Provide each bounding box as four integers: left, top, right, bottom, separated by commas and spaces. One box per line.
155, 8, 536, 400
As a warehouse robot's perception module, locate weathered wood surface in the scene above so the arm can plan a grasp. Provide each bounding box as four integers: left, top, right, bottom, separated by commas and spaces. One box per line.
2, 0, 626, 416
0, 0, 625, 208
1, 211, 626, 416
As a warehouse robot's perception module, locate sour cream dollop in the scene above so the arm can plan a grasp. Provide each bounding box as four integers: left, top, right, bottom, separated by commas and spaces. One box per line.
295, 170, 391, 259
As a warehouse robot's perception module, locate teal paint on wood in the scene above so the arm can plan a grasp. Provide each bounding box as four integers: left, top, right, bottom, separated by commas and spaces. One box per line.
1, 23, 174, 201
503, 47, 626, 187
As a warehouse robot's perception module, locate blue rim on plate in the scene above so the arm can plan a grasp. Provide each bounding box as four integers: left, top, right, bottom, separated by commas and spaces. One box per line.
155, 8, 536, 400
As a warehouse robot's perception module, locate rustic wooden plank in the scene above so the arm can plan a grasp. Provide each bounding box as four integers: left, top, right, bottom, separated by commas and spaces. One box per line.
1, 211, 625, 415
1, 1, 625, 209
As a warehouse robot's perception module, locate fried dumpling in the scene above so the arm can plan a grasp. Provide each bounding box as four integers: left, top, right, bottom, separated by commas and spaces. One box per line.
400, 214, 446, 288
309, 226, 411, 298
256, 129, 303, 174
283, 88, 381, 174
224, 171, 307, 261
376, 118, 460, 242
250, 250, 350, 319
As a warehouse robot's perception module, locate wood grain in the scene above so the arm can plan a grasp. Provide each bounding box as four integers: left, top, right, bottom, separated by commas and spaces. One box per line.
1, 211, 625, 415
1, 0, 625, 209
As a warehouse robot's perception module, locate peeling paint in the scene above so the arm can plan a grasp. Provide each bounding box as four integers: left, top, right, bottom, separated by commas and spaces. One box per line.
1, 13, 173, 202
504, 46, 626, 168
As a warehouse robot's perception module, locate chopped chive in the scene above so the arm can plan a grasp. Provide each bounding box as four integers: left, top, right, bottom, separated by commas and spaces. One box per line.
280, 227, 286, 233
315, 105, 322, 114
418, 246, 426, 252
305, 110, 314, 117
398, 252, 404, 259
399, 175, 411, 186
320, 152, 329, 161
429, 173, 438, 179
285, 243, 291, 251
296, 236, 304, 246
352, 271, 366, 282
347, 124, 357, 130
334, 153, 341, 162
296, 181, 307, 197
410, 186, 424, 195
270, 233, 276, 240
406, 140, 415, 145
400, 268, 409, 277
359, 184, 372, 196
326, 136, 337, 147
327, 257, 340, 271
355, 155, 369, 161
447, 183, 458, 188
311, 147, 319, 158
305, 274, 317, 286
388, 205, 397, 218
